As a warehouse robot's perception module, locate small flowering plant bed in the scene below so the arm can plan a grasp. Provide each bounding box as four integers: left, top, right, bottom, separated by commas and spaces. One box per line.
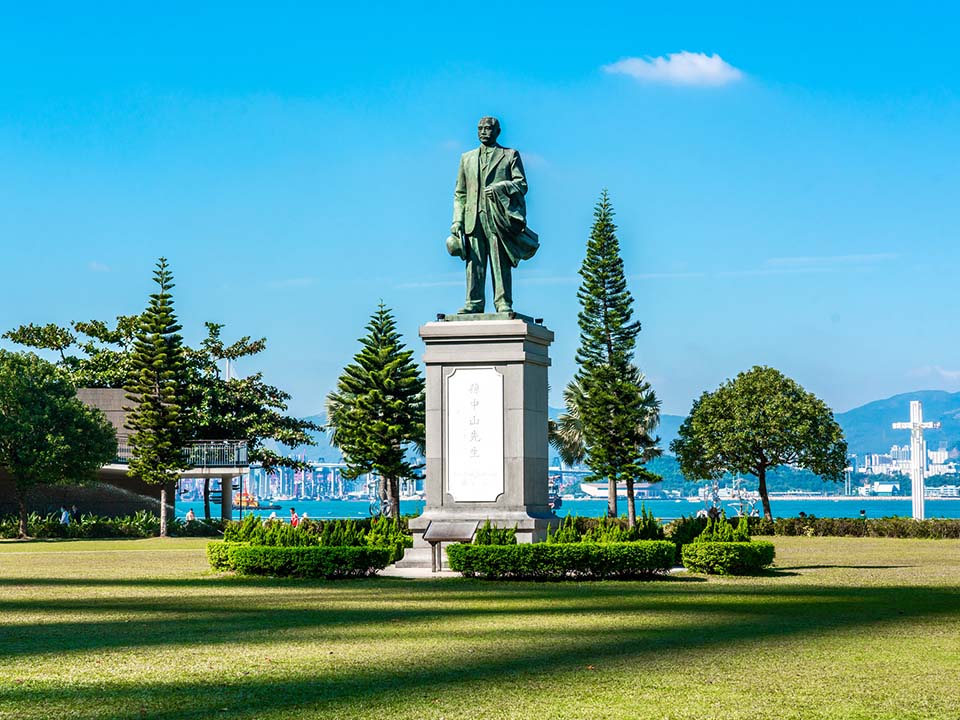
680, 513, 776, 575
446, 540, 675, 580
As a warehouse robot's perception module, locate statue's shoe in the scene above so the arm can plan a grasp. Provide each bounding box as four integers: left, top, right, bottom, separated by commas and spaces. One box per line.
457, 306, 483, 314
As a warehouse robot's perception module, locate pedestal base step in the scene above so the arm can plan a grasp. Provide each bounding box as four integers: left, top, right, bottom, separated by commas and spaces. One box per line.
395, 546, 450, 570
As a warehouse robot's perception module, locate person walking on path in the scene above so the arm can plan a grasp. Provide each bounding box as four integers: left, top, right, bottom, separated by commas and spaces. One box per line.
289, 508, 299, 527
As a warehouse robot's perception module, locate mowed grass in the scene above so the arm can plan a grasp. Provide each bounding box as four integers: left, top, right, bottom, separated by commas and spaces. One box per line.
0, 537, 958, 720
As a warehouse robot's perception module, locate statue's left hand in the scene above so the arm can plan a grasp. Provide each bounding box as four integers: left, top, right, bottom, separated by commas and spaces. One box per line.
484, 182, 502, 198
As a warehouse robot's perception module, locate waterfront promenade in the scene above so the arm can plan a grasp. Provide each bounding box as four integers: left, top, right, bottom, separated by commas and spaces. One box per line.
174, 497, 960, 522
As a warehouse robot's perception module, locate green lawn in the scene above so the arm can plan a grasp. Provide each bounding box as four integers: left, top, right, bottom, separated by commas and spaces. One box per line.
0, 537, 958, 720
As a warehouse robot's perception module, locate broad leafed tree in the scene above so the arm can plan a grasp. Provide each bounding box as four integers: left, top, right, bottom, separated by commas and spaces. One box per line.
185, 322, 321, 519
670, 365, 848, 520
0, 350, 116, 538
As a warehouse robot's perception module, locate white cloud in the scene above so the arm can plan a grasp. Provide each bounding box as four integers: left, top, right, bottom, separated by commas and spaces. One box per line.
521, 151, 549, 169
765, 253, 898, 268
603, 51, 744, 87
88, 261, 110, 273
909, 366, 960, 383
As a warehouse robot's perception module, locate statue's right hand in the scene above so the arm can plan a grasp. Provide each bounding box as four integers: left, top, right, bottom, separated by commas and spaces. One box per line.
451, 222, 463, 237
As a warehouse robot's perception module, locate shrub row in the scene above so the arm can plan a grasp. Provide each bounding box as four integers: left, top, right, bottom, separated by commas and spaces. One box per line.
546, 511, 665, 544
754, 516, 960, 539
222, 515, 412, 563
681, 541, 776, 575
0, 511, 223, 539
666, 514, 960, 541
206, 542, 391, 578
446, 540, 675, 580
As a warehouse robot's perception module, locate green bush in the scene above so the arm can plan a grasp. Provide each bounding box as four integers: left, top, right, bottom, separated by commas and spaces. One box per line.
474, 519, 517, 545
447, 540, 675, 580
206, 542, 391, 578
545, 515, 580, 544
694, 512, 750, 543
366, 516, 413, 563
546, 510, 665, 545
0, 510, 217, 539
768, 516, 960, 539
214, 516, 412, 567
681, 541, 776, 575
665, 515, 707, 541
206, 541, 233, 571
747, 517, 776, 535
221, 516, 409, 554
223, 513, 263, 543
169, 518, 225, 537
635, 504, 666, 541
582, 516, 635, 543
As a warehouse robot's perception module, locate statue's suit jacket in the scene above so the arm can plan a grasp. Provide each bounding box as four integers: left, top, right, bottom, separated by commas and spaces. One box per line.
453, 144, 528, 236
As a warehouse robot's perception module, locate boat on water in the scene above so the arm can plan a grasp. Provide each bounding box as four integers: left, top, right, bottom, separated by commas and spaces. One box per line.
232, 492, 282, 510
578, 482, 656, 499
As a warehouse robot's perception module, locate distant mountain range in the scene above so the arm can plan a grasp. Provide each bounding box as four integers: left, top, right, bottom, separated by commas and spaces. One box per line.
834, 390, 960, 458
272, 390, 960, 463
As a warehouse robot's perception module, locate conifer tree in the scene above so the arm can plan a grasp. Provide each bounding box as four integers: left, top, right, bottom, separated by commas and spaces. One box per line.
326, 303, 425, 519
124, 258, 189, 537
558, 190, 661, 522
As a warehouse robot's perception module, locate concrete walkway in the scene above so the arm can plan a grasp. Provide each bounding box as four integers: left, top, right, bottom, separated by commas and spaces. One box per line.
379, 564, 461, 579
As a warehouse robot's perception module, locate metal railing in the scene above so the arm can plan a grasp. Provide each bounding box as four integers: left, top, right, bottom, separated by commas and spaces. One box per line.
115, 438, 249, 468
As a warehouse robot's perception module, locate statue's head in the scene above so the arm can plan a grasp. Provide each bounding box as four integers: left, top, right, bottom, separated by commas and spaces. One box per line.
477, 116, 501, 146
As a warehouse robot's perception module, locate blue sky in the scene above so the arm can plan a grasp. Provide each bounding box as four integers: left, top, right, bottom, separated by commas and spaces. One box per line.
2, 2, 959, 418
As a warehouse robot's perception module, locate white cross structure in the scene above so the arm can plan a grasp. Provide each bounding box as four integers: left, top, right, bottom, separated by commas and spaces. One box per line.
892, 400, 941, 520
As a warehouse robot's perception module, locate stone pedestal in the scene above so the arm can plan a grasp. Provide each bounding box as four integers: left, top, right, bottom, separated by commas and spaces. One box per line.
399, 317, 558, 568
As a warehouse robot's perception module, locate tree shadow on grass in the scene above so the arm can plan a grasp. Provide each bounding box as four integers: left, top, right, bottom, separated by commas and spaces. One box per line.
0, 580, 958, 719
778, 564, 917, 570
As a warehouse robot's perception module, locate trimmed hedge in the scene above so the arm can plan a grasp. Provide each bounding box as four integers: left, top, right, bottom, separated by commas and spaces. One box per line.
207, 541, 233, 571
206, 542, 391, 578
755, 516, 960, 539
446, 540, 675, 580
222, 515, 412, 563
667, 514, 960, 542
681, 541, 776, 575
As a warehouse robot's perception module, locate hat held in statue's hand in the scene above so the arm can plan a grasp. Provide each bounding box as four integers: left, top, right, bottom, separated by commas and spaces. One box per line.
446, 234, 466, 259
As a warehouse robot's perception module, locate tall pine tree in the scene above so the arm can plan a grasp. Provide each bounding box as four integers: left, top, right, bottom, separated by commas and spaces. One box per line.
124, 258, 189, 537
560, 190, 661, 523
326, 303, 425, 519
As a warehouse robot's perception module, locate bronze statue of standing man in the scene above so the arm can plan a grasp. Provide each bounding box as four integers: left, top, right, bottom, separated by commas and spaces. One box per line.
449, 117, 538, 314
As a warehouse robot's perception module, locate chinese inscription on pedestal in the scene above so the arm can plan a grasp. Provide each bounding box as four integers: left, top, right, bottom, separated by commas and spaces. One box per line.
446, 367, 504, 502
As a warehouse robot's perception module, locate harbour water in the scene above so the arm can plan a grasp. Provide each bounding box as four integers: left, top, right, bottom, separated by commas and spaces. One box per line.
175, 497, 960, 521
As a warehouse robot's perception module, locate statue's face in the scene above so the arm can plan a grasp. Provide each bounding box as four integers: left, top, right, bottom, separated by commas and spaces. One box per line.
477, 119, 499, 146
